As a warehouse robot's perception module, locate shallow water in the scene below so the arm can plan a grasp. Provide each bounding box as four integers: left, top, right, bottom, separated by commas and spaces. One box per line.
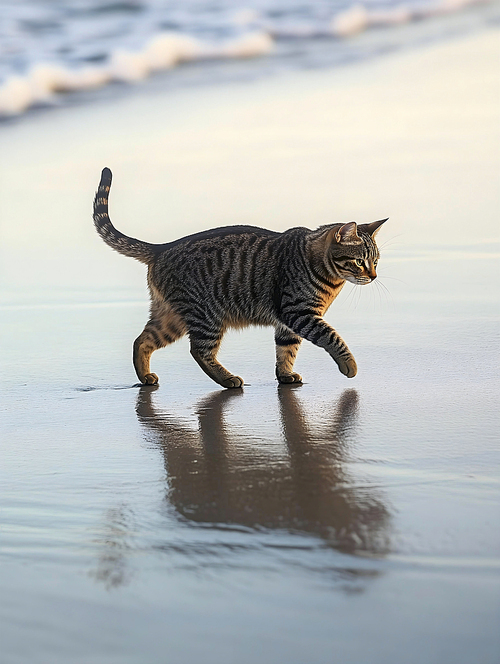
1, 246, 499, 663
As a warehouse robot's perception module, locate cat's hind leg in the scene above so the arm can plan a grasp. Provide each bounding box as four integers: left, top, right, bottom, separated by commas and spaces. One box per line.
275, 327, 303, 384
189, 330, 243, 388
133, 304, 186, 385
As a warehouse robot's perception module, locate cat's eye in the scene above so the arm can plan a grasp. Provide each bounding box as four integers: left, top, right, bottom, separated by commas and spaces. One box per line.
355, 259, 364, 267
374, 259, 378, 266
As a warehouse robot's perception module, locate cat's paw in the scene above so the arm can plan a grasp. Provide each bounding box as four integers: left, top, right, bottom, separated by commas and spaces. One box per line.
335, 356, 357, 378
277, 372, 303, 384
221, 375, 244, 388
143, 373, 159, 385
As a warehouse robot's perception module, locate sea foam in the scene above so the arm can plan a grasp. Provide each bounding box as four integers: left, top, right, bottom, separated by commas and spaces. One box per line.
0, 0, 492, 118
0, 30, 274, 116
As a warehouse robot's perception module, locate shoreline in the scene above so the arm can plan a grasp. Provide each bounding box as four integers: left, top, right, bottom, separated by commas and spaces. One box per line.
0, 1, 498, 119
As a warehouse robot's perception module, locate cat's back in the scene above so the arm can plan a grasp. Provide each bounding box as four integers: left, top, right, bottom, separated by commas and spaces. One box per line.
148, 224, 315, 325
161, 224, 281, 251
151, 225, 293, 311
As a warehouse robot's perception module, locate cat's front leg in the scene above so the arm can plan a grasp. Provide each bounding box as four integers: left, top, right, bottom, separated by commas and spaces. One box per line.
279, 312, 357, 378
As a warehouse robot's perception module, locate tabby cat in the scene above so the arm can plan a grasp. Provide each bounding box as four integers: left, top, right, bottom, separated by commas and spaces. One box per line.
93, 168, 386, 387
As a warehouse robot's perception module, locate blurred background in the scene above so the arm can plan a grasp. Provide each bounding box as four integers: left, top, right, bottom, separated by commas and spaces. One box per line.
1, 0, 498, 118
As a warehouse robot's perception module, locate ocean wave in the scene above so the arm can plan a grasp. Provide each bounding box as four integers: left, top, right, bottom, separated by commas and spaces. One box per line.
270, 0, 488, 37
0, 30, 273, 116
0, 0, 492, 117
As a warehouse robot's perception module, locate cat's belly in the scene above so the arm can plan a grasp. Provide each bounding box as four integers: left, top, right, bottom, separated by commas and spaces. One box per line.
224, 309, 277, 330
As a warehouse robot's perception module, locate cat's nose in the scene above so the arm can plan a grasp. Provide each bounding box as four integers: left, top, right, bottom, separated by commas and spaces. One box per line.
370, 273, 377, 281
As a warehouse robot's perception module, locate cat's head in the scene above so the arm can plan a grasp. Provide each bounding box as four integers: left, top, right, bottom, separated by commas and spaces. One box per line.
325, 219, 387, 285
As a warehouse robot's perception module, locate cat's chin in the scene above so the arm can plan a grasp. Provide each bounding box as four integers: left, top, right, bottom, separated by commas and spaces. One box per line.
344, 276, 372, 285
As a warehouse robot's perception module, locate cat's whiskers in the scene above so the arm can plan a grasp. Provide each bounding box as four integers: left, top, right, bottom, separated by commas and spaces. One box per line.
377, 274, 407, 285
374, 279, 394, 307
372, 279, 382, 310
346, 283, 362, 312
372, 280, 383, 309
355, 284, 363, 311
342, 282, 359, 312
378, 234, 404, 251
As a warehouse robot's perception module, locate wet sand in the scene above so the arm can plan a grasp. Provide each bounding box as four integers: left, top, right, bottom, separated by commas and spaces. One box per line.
1, 30, 499, 664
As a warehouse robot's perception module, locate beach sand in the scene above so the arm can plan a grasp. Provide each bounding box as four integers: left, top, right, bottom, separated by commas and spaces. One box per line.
1, 29, 499, 664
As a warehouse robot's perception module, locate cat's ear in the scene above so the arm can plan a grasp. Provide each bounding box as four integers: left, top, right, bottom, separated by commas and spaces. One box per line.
358, 218, 388, 238
334, 222, 361, 245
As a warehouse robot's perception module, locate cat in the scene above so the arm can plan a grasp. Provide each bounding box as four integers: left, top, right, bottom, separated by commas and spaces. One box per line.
93, 167, 386, 387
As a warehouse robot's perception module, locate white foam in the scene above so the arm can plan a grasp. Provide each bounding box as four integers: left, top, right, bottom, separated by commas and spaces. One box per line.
144, 33, 202, 70
108, 35, 199, 83
331, 3, 419, 36
0, 38, 169, 112
30, 64, 110, 95
0, 76, 34, 115
331, 5, 369, 37
221, 31, 274, 58
0, 29, 277, 116
108, 50, 152, 82
0, 64, 111, 115
0, 0, 493, 118
109, 33, 204, 84
330, 0, 485, 37
105, 31, 272, 83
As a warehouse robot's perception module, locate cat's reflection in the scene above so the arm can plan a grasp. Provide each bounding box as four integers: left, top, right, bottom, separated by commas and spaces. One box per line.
136, 386, 390, 555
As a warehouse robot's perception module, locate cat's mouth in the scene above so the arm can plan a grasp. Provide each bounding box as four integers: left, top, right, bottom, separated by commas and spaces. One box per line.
344, 275, 373, 285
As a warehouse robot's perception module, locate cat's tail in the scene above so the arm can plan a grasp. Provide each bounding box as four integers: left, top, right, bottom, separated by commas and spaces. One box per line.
93, 168, 158, 265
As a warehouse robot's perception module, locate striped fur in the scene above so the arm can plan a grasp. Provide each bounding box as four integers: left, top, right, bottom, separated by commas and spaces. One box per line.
93, 168, 158, 264
93, 168, 387, 387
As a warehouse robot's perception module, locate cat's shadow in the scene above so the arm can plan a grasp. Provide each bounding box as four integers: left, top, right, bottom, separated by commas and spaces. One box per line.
136, 385, 391, 556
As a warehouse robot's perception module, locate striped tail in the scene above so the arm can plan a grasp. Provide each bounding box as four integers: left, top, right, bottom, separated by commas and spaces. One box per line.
93, 168, 157, 265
